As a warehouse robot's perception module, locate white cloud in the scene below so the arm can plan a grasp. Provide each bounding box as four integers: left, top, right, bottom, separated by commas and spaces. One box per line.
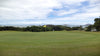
58, 0, 86, 5
0, 0, 100, 25
54, 9, 78, 16
0, 0, 88, 20
55, 12, 100, 21
0, 0, 62, 20
89, 0, 100, 4
54, 0, 100, 21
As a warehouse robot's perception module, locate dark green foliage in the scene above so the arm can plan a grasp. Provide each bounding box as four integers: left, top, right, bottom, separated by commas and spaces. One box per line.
24, 26, 43, 32
0, 25, 84, 32
53, 25, 66, 31
85, 17, 100, 31
85, 25, 93, 31
94, 18, 100, 31
0, 26, 22, 31
0, 25, 67, 32
86, 17, 100, 31
79, 25, 83, 31
46, 25, 54, 31
65, 27, 72, 31
29, 26, 40, 32
72, 27, 80, 30
46, 27, 52, 31
0, 26, 3, 31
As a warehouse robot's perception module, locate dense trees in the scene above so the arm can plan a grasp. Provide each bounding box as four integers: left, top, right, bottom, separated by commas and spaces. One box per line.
0, 25, 74, 32
86, 17, 100, 31
71, 26, 83, 31
0, 26, 22, 31
24, 26, 42, 32
85, 25, 93, 31
72, 27, 80, 30
0, 24, 85, 32
1, 17, 100, 32
94, 18, 100, 31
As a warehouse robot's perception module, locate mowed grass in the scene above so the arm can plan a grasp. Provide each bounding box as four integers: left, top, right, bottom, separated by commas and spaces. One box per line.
0, 31, 100, 56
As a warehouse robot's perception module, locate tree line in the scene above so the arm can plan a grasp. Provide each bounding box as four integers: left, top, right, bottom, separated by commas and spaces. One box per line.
0, 17, 100, 32
0, 25, 83, 32
86, 17, 100, 31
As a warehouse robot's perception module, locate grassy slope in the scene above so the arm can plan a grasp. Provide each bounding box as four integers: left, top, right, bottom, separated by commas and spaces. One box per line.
0, 31, 100, 56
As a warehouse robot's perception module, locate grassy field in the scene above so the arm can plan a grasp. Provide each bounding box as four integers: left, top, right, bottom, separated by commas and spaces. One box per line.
0, 31, 100, 56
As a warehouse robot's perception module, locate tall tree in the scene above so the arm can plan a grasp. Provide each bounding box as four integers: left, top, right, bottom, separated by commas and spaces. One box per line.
94, 17, 100, 31
85, 25, 93, 31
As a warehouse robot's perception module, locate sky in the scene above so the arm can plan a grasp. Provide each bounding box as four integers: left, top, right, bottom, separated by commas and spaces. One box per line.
0, 0, 100, 26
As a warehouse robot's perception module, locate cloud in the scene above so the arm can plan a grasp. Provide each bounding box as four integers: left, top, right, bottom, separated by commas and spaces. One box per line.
0, 0, 61, 20
53, 9, 78, 16
0, 0, 88, 20
0, 0, 100, 25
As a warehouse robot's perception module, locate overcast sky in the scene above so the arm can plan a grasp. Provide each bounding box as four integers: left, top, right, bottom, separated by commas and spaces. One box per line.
0, 0, 100, 25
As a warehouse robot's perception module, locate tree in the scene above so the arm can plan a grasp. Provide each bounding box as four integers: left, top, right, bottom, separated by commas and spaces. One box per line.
30, 26, 41, 32
94, 17, 100, 31
65, 27, 72, 31
79, 25, 83, 31
85, 25, 93, 31
0, 26, 3, 31
72, 27, 80, 30
53, 25, 66, 31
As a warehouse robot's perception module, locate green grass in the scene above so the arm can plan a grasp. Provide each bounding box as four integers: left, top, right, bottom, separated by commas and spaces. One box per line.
0, 31, 100, 56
